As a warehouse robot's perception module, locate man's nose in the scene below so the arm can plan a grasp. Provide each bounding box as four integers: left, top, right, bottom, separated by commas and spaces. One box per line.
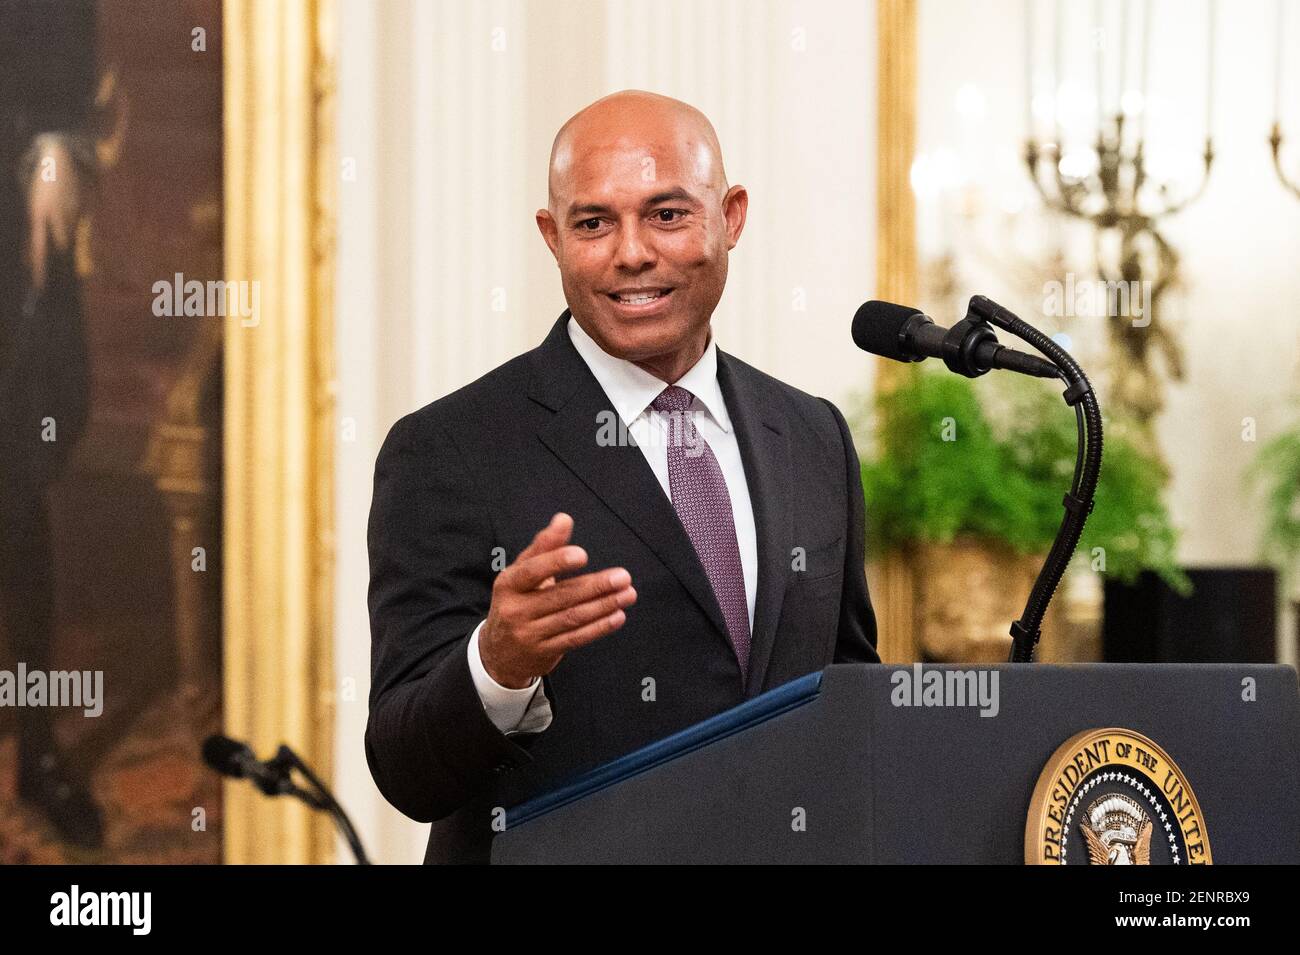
612, 221, 656, 271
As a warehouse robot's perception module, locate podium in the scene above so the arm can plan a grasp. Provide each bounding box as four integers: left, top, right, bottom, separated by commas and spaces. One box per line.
492, 664, 1300, 864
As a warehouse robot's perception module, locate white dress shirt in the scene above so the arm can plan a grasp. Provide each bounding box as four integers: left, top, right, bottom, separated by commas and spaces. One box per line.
467, 316, 758, 734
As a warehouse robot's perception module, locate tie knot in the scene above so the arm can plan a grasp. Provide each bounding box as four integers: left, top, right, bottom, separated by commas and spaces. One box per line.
652, 385, 694, 415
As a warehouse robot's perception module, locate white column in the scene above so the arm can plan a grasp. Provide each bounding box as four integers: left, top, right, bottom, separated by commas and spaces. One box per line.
603, 0, 878, 404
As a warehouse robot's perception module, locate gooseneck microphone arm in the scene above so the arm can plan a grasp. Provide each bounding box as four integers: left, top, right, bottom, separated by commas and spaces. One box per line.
851, 296, 1103, 662
964, 295, 1104, 662
267, 744, 371, 866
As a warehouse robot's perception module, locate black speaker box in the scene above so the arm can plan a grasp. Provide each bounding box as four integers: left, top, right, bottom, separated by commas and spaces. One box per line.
1103, 567, 1277, 662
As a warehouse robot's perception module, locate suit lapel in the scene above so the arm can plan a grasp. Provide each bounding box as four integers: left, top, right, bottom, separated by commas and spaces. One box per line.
716, 349, 793, 698
528, 313, 733, 648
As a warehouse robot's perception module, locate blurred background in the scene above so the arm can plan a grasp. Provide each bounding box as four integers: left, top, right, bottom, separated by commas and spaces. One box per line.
0, 0, 1295, 864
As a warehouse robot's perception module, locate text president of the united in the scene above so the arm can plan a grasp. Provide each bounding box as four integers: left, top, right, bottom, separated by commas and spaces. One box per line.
366, 90, 879, 863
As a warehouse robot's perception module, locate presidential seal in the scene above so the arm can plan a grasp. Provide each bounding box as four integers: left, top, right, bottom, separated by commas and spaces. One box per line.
1024, 728, 1211, 865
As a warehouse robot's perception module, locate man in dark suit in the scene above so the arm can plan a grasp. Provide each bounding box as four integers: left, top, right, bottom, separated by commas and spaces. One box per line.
367, 90, 879, 864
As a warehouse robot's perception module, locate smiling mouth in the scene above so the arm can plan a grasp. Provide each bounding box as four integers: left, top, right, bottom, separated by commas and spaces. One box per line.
607, 288, 674, 305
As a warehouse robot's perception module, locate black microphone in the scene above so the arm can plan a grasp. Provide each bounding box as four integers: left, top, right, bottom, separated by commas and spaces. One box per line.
202, 734, 293, 797
852, 300, 1060, 379
202, 734, 371, 863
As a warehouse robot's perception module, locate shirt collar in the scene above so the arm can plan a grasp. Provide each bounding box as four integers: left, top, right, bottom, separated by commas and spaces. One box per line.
567, 315, 732, 433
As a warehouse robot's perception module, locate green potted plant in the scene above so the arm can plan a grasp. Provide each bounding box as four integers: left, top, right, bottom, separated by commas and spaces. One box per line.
1250, 415, 1300, 569
1249, 412, 1300, 651
857, 367, 1188, 662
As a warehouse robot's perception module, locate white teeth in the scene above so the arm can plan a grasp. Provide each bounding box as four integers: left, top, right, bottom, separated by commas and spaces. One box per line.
615, 291, 664, 304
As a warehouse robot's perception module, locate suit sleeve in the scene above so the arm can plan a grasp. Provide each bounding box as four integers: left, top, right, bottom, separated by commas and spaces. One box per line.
365, 413, 542, 822
821, 398, 881, 664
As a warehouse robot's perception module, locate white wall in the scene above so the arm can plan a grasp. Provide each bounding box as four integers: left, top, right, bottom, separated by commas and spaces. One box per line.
335, 0, 878, 863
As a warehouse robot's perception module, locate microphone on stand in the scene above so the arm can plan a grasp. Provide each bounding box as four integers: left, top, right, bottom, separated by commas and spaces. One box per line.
203, 734, 299, 798
851, 295, 1104, 663
851, 299, 1061, 379
204, 734, 371, 864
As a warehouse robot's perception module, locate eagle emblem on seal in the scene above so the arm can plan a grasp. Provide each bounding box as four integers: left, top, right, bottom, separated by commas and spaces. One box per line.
1081, 794, 1153, 865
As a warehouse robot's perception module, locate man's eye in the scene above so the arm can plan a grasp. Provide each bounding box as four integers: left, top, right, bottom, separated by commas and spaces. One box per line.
578, 218, 604, 231
653, 209, 686, 223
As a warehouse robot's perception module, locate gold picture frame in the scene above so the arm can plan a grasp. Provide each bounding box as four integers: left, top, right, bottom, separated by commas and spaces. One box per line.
222, 0, 337, 865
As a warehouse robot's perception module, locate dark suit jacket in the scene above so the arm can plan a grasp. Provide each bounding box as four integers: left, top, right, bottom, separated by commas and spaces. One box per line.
366, 310, 879, 863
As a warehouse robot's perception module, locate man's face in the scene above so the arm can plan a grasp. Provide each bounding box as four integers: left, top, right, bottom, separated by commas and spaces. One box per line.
538, 121, 747, 366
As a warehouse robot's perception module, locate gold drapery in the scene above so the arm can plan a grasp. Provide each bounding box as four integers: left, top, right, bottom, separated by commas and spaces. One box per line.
871, 0, 919, 664
222, 0, 337, 864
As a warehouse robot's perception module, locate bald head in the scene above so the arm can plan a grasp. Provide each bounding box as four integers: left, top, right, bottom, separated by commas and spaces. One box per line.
548, 90, 729, 212
535, 90, 747, 384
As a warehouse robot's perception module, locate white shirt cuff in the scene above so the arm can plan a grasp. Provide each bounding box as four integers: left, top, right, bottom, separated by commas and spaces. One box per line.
467, 620, 553, 735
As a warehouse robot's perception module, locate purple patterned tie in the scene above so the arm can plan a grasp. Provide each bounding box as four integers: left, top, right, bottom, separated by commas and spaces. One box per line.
651, 385, 751, 678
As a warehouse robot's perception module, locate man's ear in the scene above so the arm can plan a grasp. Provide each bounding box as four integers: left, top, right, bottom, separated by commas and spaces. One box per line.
536, 209, 560, 262
721, 185, 748, 250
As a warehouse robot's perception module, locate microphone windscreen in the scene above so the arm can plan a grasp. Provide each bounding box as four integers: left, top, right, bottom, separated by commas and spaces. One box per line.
851, 300, 925, 362
203, 734, 251, 778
